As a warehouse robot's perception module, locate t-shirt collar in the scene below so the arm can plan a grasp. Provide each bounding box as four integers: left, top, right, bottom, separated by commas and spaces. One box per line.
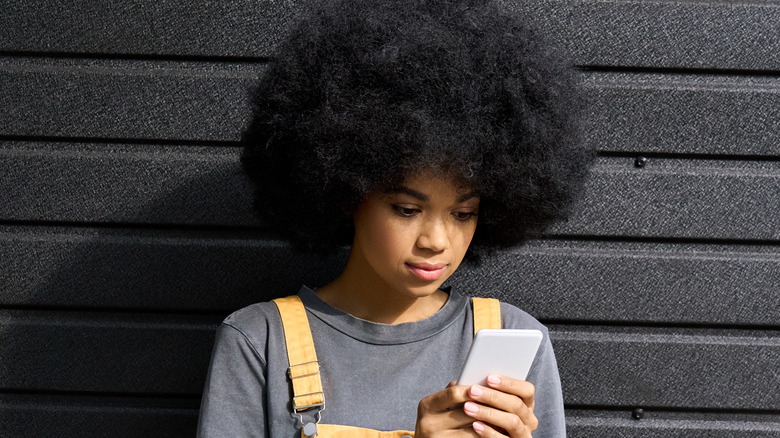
297, 285, 468, 345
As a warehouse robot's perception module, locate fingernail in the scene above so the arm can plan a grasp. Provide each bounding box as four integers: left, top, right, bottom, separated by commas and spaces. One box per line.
487, 375, 501, 385
464, 402, 479, 414
469, 385, 483, 397
473, 421, 485, 433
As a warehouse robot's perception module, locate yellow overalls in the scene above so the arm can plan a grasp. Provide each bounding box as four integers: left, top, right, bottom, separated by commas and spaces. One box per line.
273, 296, 502, 438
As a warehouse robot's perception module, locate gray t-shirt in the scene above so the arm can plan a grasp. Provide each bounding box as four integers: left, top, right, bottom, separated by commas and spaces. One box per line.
197, 287, 565, 437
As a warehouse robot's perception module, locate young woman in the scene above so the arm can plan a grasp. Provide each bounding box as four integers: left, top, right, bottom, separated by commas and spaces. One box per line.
197, 0, 590, 437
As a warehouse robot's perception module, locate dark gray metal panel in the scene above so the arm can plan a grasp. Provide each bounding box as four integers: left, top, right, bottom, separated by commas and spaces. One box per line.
583, 72, 780, 156
0, 0, 308, 58
4, 57, 779, 155
2, 227, 777, 327
2, 316, 776, 411
553, 329, 780, 410
453, 240, 780, 326
0, 142, 258, 226
553, 157, 780, 240
566, 412, 780, 438
0, 57, 259, 141
507, 0, 780, 71
3, 145, 779, 239
0, 395, 197, 438
2, 0, 779, 70
0, 310, 216, 394
3, 405, 778, 438
0, 226, 346, 312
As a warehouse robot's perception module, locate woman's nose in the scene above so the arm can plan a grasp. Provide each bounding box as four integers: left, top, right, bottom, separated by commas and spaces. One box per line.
416, 219, 449, 252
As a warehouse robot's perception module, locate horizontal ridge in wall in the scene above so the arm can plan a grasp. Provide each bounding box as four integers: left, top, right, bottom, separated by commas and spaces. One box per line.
2, 0, 779, 70
3, 396, 777, 437
0, 57, 263, 142
0, 314, 776, 410
2, 59, 780, 151
565, 409, 780, 438
2, 143, 777, 239
1, 226, 777, 326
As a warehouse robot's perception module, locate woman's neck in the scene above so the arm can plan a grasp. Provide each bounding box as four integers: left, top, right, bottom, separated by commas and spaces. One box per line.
315, 266, 448, 324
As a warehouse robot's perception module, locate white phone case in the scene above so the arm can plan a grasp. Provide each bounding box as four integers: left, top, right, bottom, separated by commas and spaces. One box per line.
457, 329, 543, 386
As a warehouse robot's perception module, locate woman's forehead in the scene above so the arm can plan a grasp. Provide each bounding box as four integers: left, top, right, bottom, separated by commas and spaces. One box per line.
384, 172, 479, 201
405, 169, 475, 189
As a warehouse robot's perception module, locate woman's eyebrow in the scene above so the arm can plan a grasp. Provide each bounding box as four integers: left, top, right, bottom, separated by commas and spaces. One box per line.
457, 191, 479, 202
386, 187, 479, 203
387, 186, 428, 201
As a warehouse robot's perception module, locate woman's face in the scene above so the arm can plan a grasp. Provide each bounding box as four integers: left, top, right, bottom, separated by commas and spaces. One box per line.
349, 172, 479, 299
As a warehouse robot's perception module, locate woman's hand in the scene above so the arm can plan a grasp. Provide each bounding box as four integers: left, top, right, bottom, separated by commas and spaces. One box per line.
415, 381, 474, 437
463, 374, 537, 437
414, 375, 537, 437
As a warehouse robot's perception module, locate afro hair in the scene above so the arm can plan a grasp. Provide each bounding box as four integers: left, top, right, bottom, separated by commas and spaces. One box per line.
242, 0, 592, 257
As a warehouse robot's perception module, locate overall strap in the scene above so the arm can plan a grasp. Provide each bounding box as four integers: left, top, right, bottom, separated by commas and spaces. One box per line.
274, 294, 500, 436
273, 296, 325, 413
315, 424, 414, 437
471, 297, 501, 335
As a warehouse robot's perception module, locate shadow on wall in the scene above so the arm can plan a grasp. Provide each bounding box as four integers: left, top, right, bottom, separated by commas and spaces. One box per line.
0, 158, 349, 435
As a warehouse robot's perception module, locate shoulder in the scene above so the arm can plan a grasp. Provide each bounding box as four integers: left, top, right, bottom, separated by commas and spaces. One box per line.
216, 300, 282, 353
498, 301, 549, 334
223, 300, 281, 329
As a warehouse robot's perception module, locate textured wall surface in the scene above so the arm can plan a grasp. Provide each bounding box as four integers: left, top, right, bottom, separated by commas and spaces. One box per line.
1, 0, 778, 436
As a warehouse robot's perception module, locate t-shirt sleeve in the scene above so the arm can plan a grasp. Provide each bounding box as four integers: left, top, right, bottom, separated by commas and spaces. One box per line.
197, 322, 268, 437
526, 331, 566, 438
500, 302, 566, 437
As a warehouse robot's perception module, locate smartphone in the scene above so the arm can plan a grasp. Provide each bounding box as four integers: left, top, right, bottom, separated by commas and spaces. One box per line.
457, 329, 543, 386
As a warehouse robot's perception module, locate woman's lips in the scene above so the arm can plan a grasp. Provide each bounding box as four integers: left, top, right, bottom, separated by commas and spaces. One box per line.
405, 262, 448, 281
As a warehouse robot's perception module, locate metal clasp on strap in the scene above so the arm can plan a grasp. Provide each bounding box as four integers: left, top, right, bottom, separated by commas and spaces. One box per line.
292, 393, 325, 413
288, 361, 325, 413
288, 361, 321, 379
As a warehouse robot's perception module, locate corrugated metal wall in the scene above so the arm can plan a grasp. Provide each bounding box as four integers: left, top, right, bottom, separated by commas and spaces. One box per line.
1, 0, 778, 436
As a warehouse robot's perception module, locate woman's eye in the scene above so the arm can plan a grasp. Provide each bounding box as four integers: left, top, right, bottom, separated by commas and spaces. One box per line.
453, 211, 477, 221
392, 205, 420, 217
